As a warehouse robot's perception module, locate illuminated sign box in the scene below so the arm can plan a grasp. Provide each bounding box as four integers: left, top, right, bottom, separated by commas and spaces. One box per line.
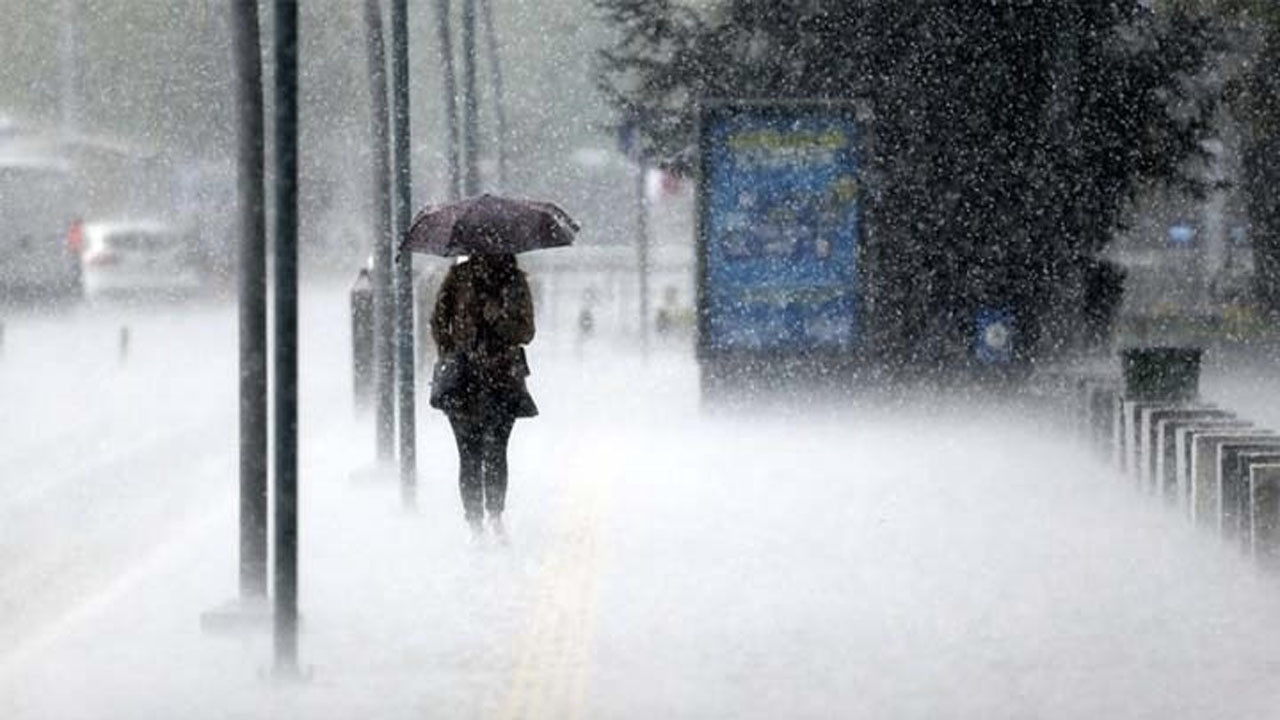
696, 101, 865, 363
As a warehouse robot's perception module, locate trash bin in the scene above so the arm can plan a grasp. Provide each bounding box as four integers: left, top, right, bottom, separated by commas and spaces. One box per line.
1121, 346, 1201, 402
351, 268, 374, 409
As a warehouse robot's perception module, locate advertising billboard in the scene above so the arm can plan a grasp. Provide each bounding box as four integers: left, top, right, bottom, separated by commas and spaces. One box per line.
697, 101, 863, 358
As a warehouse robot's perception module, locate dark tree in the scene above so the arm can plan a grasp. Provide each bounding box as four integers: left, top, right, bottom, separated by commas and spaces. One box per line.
1177, 0, 1280, 317
1232, 6, 1280, 317
596, 0, 1225, 375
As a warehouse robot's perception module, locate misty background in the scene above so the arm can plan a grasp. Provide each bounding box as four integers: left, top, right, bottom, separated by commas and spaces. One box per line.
0, 0, 638, 272
8, 3, 1280, 718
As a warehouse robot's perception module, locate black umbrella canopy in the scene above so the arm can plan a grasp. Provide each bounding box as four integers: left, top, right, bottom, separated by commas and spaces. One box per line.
401, 193, 580, 257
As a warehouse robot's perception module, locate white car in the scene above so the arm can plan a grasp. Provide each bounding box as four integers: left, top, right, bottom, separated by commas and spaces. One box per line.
79, 220, 206, 301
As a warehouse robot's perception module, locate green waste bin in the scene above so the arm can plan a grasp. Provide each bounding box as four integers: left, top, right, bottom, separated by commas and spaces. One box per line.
1121, 346, 1201, 403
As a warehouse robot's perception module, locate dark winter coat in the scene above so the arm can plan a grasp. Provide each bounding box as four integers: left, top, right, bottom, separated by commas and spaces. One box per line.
429, 257, 538, 419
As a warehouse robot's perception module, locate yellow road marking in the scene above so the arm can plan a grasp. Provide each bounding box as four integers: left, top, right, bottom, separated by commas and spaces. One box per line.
497, 450, 614, 720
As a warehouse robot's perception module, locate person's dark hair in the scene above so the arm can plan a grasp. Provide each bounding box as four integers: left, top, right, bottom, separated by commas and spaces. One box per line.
471, 253, 519, 293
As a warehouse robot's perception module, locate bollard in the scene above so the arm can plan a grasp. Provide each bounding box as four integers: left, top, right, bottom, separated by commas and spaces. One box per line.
1189, 429, 1276, 527
576, 286, 598, 358
576, 304, 595, 360
350, 268, 374, 409
1137, 405, 1218, 490
1220, 443, 1280, 542
1173, 420, 1251, 510
119, 326, 130, 364
1249, 464, 1280, 569
1122, 399, 1215, 482
1148, 409, 1234, 498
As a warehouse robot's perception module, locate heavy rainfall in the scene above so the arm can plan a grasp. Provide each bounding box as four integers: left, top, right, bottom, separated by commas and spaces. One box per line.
4, 1, 1280, 718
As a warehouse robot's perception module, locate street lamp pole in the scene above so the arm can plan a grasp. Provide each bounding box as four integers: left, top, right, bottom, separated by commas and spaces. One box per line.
365, 0, 396, 464
637, 159, 650, 359
271, 0, 301, 674
390, 0, 417, 506
231, 0, 268, 601
58, 0, 81, 138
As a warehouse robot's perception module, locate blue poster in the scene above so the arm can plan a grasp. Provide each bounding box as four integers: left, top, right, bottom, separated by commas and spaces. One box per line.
701, 105, 862, 354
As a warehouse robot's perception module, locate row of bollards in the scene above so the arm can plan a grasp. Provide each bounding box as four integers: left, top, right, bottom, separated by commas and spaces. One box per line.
1041, 347, 1280, 570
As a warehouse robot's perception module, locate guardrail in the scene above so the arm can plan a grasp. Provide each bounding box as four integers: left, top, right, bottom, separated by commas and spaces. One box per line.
1037, 347, 1280, 570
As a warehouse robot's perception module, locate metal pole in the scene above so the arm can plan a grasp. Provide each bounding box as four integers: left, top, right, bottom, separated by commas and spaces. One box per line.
433, 0, 461, 201
391, 0, 417, 506
272, 0, 300, 674
478, 0, 508, 190
637, 161, 650, 359
365, 0, 396, 463
461, 0, 480, 196
58, 0, 81, 138
232, 0, 268, 601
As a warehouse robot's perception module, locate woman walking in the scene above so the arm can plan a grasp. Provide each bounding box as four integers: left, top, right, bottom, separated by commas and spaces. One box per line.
400, 193, 576, 541
430, 253, 537, 540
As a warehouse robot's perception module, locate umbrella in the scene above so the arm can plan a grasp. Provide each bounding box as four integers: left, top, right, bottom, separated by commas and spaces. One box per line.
400, 193, 579, 257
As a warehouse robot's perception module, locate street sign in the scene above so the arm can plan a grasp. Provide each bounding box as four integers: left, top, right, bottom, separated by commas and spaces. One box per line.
1167, 223, 1196, 247
974, 309, 1014, 365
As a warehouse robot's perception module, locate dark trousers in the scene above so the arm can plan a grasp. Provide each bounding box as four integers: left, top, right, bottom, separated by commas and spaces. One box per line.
448, 414, 515, 523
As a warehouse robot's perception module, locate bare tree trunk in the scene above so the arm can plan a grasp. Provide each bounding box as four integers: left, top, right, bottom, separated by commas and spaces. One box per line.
434, 0, 462, 200
478, 0, 509, 190
461, 0, 480, 195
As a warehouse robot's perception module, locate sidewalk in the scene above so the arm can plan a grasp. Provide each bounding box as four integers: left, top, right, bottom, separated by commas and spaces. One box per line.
6, 348, 1280, 719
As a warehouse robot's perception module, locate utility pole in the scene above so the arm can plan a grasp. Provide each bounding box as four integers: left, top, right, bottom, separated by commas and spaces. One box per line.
272, 0, 301, 675
461, 0, 480, 196
390, 0, 417, 506
58, 0, 81, 138
232, 0, 268, 601
365, 0, 396, 463
637, 160, 650, 359
434, 0, 462, 201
